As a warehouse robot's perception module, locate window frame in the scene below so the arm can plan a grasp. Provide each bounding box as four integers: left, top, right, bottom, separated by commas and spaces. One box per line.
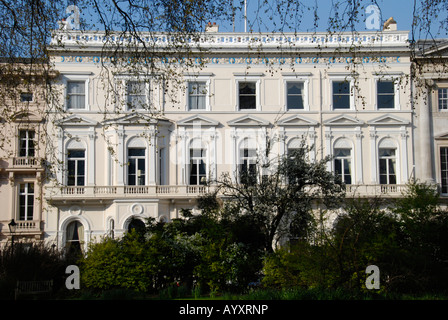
440, 146, 448, 194
189, 148, 207, 185
378, 148, 397, 185
62, 74, 90, 111
437, 87, 448, 111
334, 148, 352, 185
235, 76, 261, 111
20, 92, 33, 102
125, 79, 151, 111
184, 75, 212, 111
239, 147, 258, 184
374, 76, 401, 110
18, 182, 34, 221
284, 78, 310, 111
67, 149, 86, 186
127, 147, 147, 186
65, 220, 84, 255
18, 129, 35, 157
187, 80, 210, 111
330, 77, 355, 110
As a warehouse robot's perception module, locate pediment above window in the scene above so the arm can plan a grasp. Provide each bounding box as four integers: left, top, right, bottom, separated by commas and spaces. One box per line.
56, 115, 98, 127
419, 41, 448, 58
324, 115, 364, 126
12, 111, 42, 123
278, 115, 318, 127
367, 114, 409, 126
435, 132, 448, 140
177, 115, 219, 127
102, 113, 170, 126
227, 115, 269, 127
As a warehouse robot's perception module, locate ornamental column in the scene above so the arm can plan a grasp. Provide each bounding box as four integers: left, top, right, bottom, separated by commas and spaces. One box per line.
418, 83, 434, 183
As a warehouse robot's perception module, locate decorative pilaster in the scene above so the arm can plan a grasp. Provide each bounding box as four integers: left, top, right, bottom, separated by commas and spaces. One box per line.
324, 127, 332, 171
88, 130, 96, 186
369, 128, 378, 184
355, 128, 363, 184
308, 127, 316, 162
400, 127, 409, 183
230, 128, 239, 182
418, 84, 434, 183
117, 128, 125, 186
149, 127, 157, 185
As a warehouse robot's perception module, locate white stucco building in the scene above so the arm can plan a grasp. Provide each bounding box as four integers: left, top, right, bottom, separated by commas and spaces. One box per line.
3, 19, 446, 251
42, 20, 419, 251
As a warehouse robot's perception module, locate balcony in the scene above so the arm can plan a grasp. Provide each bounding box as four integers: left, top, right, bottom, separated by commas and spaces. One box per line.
1, 220, 43, 240
46, 185, 210, 203
345, 184, 407, 197
5, 157, 45, 172
46, 183, 407, 203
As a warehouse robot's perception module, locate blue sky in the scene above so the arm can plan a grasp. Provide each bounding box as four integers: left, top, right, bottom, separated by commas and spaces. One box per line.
235, 0, 414, 32
225, 0, 445, 37
73, 0, 446, 38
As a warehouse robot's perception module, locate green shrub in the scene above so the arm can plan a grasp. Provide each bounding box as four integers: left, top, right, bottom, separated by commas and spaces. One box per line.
0, 241, 67, 299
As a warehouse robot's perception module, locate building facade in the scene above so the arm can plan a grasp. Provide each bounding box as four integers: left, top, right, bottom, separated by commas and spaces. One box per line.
0, 63, 51, 243
4, 20, 445, 251
39, 20, 419, 252
414, 39, 448, 196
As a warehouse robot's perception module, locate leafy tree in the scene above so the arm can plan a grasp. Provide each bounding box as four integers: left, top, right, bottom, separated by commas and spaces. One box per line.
80, 227, 203, 293
201, 143, 346, 254
262, 182, 448, 294
390, 181, 448, 292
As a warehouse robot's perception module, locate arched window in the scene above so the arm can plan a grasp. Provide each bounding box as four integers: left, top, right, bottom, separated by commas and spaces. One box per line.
334, 139, 353, 185
65, 220, 84, 256
108, 219, 115, 238
66, 139, 87, 186
189, 138, 207, 185
239, 138, 257, 184
127, 138, 147, 186
127, 218, 145, 234
67, 149, 86, 186
334, 149, 352, 184
378, 138, 397, 185
287, 138, 305, 158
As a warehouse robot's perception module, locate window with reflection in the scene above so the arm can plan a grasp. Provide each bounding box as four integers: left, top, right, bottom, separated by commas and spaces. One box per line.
332, 81, 351, 109
441, 147, 448, 193
188, 81, 207, 110
379, 148, 396, 185
238, 82, 257, 110
126, 80, 147, 110
19, 130, 35, 157
128, 148, 146, 185
334, 148, 352, 184
189, 148, 207, 185
19, 183, 34, 221
239, 147, 257, 184
286, 82, 304, 110
377, 80, 395, 109
67, 149, 85, 186
67, 81, 86, 109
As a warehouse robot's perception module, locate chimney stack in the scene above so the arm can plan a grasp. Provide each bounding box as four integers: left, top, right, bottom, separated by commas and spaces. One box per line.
383, 17, 397, 31
205, 22, 219, 32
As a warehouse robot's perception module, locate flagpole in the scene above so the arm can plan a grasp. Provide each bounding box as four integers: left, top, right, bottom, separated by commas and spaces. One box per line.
244, 0, 247, 32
